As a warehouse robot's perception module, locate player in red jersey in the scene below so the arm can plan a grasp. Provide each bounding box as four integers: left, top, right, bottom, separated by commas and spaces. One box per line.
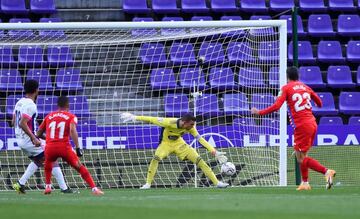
37, 96, 103, 195
251, 67, 336, 190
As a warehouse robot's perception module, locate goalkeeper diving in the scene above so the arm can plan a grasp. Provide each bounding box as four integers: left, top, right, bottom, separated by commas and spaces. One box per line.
121, 112, 229, 189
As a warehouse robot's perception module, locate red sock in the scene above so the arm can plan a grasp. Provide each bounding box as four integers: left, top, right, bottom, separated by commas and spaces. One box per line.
307, 157, 327, 174
44, 160, 53, 185
300, 157, 309, 182
78, 165, 96, 188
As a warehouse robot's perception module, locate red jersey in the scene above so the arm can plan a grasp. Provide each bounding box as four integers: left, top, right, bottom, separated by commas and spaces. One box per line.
39, 110, 78, 148
259, 81, 322, 127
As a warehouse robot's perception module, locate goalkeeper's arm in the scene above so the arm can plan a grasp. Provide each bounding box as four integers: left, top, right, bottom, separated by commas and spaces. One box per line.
120, 113, 172, 128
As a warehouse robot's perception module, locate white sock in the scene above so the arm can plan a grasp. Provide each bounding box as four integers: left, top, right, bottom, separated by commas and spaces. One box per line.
52, 167, 68, 190
19, 162, 38, 185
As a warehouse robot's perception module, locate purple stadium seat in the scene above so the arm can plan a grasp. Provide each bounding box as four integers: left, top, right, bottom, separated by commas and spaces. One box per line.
329, 0, 356, 12
346, 41, 360, 63
270, 0, 295, 12
308, 14, 335, 37
179, 67, 206, 90
327, 65, 355, 88
6, 95, 23, 117
8, 18, 34, 38
1, 0, 28, 14
339, 92, 360, 114
0, 69, 23, 92
269, 67, 279, 87
196, 94, 221, 117
37, 95, 57, 118
47, 45, 74, 67
164, 94, 190, 117
251, 93, 275, 111
227, 42, 256, 64
337, 15, 360, 36
223, 93, 249, 115
279, 15, 306, 37
132, 17, 157, 37
169, 42, 197, 65
27, 69, 53, 91
56, 68, 83, 91
312, 92, 338, 115
211, 0, 238, 13
220, 16, 244, 38
182, 0, 209, 13
30, 0, 56, 14
198, 42, 226, 65
139, 43, 167, 67
0, 46, 16, 67
238, 67, 266, 88
299, 0, 327, 12
348, 117, 360, 125
39, 18, 66, 39
288, 41, 316, 64
357, 66, 360, 85
233, 117, 255, 126
18, 45, 46, 67
209, 67, 236, 90
250, 16, 275, 36
123, 0, 150, 14
319, 117, 343, 125
299, 66, 326, 88
68, 96, 91, 118
161, 17, 186, 36
259, 41, 279, 62
317, 41, 345, 64
152, 0, 179, 14
240, 0, 267, 13
150, 68, 177, 90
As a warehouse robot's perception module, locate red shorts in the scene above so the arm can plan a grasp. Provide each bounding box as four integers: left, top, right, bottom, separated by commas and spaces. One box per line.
293, 122, 317, 153
45, 145, 79, 168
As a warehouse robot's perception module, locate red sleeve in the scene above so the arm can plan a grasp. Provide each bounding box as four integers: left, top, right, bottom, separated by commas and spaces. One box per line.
259, 87, 287, 116
311, 89, 322, 108
39, 117, 47, 131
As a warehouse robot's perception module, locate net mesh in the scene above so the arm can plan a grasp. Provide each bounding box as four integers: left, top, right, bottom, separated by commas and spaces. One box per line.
0, 23, 287, 190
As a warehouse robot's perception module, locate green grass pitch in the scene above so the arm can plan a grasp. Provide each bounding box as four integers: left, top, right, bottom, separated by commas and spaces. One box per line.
1, 187, 359, 219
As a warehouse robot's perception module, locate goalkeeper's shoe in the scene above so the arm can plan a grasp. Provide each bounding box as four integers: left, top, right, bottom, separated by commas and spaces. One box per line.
12, 182, 26, 194
140, 183, 151, 190
325, 169, 336, 190
296, 182, 311, 191
61, 188, 77, 194
44, 185, 52, 195
92, 187, 104, 196
216, 181, 229, 188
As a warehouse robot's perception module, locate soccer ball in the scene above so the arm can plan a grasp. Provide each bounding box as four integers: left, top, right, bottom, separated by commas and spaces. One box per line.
221, 162, 236, 176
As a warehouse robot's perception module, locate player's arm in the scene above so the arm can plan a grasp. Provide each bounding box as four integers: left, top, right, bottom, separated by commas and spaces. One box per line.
310, 89, 323, 108
121, 113, 173, 128
36, 119, 46, 140
189, 128, 228, 164
19, 115, 41, 146
11, 113, 15, 127
70, 121, 83, 157
251, 88, 287, 116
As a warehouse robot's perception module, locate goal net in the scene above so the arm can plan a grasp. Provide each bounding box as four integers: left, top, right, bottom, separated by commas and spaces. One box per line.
0, 20, 287, 190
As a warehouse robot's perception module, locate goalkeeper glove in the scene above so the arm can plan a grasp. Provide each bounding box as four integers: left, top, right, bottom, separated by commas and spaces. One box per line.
120, 112, 136, 123
76, 148, 83, 157
212, 150, 228, 164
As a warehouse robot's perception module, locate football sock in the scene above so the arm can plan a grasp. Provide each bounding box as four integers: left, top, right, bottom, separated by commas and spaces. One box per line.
19, 162, 38, 185
197, 159, 219, 185
78, 165, 96, 188
44, 161, 53, 185
300, 158, 309, 182
52, 167, 68, 190
146, 159, 159, 185
306, 157, 327, 174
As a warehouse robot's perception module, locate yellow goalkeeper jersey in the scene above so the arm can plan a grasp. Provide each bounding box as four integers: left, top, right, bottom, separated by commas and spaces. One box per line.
135, 116, 215, 153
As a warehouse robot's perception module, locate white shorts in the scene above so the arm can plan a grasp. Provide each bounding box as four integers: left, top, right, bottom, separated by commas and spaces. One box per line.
17, 138, 44, 158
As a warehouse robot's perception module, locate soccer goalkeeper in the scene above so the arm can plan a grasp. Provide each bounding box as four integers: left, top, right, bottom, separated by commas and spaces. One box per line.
121, 112, 229, 189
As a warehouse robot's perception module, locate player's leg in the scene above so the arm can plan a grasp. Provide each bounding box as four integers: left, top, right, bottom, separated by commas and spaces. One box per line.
295, 151, 311, 191
51, 161, 69, 192
62, 149, 103, 195
179, 145, 228, 188
141, 144, 171, 189
44, 148, 58, 194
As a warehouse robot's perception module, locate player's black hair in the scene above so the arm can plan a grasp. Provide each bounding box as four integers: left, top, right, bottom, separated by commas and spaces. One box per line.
24, 80, 39, 94
57, 96, 69, 108
181, 113, 196, 122
287, 66, 299, 81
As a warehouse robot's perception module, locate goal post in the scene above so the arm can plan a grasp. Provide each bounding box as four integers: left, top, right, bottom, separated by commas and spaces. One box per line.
0, 20, 287, 190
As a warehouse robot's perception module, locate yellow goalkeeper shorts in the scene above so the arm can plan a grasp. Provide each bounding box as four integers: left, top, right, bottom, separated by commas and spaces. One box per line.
155, 142, 199, 161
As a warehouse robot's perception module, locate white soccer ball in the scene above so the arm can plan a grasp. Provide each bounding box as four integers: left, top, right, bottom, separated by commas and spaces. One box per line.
221, 162, 236, 176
